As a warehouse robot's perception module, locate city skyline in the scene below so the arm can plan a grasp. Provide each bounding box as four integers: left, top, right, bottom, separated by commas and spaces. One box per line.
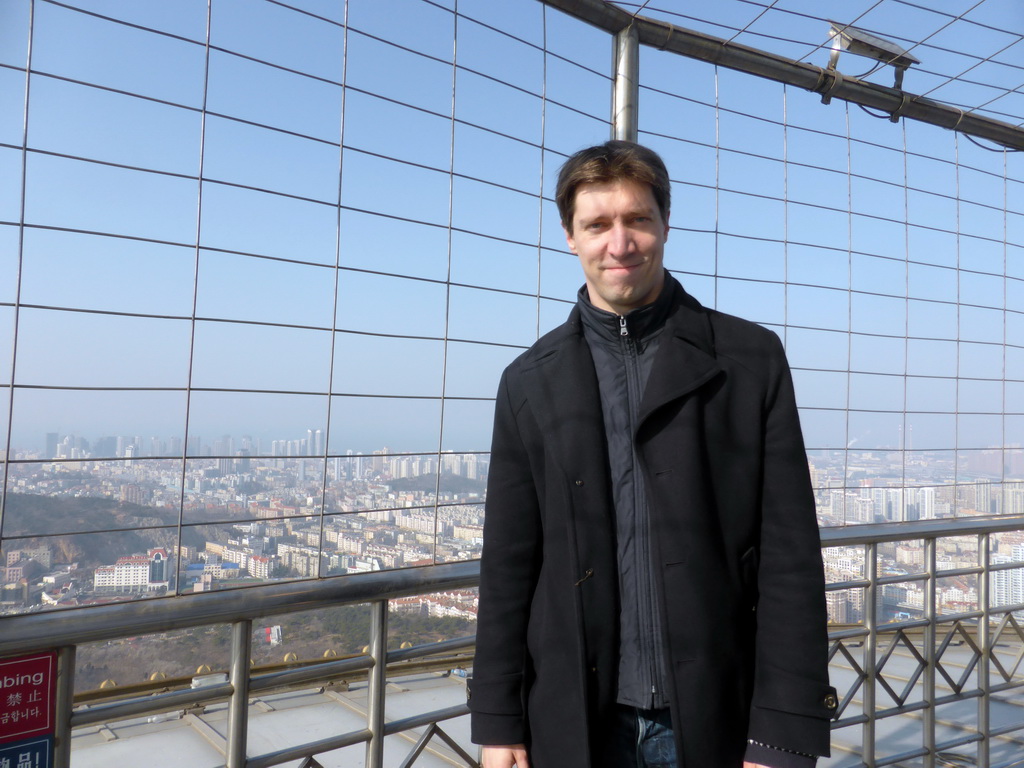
20, 428, 493, 460
3, 437, 1023, 617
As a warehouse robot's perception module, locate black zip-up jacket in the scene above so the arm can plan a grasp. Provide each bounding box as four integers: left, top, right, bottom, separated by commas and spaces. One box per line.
578, 275, 817, 767
578, 278, 678, 710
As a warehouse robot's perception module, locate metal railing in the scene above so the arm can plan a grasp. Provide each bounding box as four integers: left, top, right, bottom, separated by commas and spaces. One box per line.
2, 517, 1024, 767
0, 561, 480, 768
821, 515, 1024, 768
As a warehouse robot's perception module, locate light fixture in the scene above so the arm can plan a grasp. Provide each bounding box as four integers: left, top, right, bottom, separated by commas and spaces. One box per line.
826, 21, 920, 91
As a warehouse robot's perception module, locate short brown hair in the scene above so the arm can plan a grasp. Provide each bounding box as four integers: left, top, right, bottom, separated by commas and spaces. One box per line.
555, 140, 671, 233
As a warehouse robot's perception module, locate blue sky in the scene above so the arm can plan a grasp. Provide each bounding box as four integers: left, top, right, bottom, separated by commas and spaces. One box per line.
1, 0, 1022, 462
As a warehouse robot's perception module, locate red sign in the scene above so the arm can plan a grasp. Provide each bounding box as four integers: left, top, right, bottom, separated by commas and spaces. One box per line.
0, 651, 57, 744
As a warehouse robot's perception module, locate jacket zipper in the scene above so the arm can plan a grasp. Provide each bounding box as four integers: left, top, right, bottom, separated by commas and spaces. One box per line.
619, 314, 661, 708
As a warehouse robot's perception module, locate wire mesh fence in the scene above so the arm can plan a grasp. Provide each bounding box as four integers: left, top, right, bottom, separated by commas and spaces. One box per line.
1, 0, 1022, 611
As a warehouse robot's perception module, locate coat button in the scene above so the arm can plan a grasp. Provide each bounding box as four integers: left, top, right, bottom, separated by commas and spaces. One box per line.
575, 480, 584, 486
823, 693, 837, 710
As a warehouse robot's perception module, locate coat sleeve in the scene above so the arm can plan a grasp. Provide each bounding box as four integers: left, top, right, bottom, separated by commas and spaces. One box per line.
747, 333, 838, 757
469, 368, 543, 746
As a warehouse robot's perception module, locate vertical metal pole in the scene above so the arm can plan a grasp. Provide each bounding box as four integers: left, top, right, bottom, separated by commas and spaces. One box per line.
864, 542, 877, 768
366, 600, 389, 768
612, 23, 639, 142
978, 534, 991, 768
923, 538, 936, 767
53, 646, 75, 768
226, 620, 252, 768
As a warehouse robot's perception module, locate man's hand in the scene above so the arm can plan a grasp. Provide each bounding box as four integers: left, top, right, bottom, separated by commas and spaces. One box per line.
481, 744, 530, 768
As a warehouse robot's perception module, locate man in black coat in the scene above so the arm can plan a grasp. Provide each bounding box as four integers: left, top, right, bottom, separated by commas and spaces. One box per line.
469, 141, 837, 768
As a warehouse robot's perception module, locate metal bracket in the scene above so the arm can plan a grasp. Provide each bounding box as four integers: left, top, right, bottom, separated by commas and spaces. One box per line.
890, 92, 909, 123
816, 68, 845, 105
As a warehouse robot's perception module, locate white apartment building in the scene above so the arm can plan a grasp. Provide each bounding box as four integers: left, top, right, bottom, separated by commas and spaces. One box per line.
990, 545, 1024, 617
93, 548, 169, 594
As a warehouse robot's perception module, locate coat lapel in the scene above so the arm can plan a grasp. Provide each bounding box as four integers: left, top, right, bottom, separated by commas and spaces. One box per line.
636, 292, 723, 431
519, 315, 608, 481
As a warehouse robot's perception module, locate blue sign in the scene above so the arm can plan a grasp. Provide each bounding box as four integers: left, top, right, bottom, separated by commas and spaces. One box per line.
0, 736, 52, 768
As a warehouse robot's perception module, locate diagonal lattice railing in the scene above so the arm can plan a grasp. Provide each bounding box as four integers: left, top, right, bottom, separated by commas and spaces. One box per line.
822, 516, 1024, 768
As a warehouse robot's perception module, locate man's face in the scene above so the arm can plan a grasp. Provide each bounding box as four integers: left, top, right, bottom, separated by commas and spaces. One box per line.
565, 179, 669, 316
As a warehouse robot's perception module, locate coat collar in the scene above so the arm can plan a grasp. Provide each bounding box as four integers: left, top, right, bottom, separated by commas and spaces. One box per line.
521, 274, 715, 361
637, 278, 722, 429
518, 275, 723, 445
576, 275, 678, 348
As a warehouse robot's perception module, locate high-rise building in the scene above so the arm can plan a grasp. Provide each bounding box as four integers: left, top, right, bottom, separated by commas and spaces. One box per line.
236, 449, 252, 473
306, 429, 324, 457
916, 487, 936, 520
990, 546, 1024, 618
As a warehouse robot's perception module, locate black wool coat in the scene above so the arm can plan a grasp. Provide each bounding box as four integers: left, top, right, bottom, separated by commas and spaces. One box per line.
469, 282, 836, 768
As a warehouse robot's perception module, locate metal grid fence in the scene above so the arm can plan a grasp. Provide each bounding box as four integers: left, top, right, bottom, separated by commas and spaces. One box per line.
0, 0, 1022, 603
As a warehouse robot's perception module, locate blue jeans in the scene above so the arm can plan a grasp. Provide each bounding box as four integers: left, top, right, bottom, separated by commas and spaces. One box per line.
608, 705, 677, 767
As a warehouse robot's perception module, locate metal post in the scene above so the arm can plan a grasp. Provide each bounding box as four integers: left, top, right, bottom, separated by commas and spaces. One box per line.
978, 534, 990, 768
226, 620, 253, 768
923, 538, 936, 767
366, 600, 389, 768
612, 23, 639, 142
864, 542, 877, 768
544, 0, 1024, 151
53, 645, 75, 768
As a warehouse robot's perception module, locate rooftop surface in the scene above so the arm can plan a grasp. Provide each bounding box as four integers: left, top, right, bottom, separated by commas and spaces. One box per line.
71, 672, 474, 768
